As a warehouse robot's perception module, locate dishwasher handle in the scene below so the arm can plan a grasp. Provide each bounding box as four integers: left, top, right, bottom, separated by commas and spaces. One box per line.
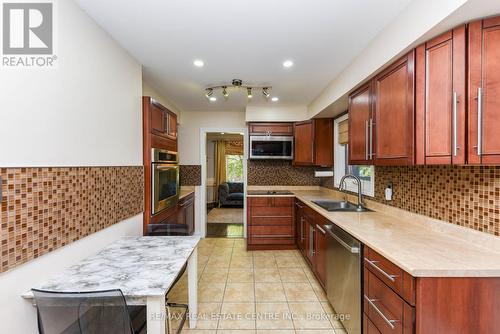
325, 226, 359, 254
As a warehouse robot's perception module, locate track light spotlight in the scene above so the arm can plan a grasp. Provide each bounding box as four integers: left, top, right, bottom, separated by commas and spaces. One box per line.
205, 88, 214, 99
262, 87, 270, 98
247, 87, 253, 99
222, 86, 229, 98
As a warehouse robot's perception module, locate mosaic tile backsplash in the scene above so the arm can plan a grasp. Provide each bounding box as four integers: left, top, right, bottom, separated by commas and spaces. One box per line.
248, 160, 333, 186
180, 165, 202, 186
373, 166, 500, 236
0, 167, 143, 273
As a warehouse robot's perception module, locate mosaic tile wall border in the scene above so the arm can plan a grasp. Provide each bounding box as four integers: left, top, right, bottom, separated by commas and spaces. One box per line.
0, 167, 144, 273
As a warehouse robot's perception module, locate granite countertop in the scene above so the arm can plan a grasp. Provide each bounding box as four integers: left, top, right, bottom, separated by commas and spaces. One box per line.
23, 236, 200, 299
247, 186, 500, 277
179, 186, 195, 200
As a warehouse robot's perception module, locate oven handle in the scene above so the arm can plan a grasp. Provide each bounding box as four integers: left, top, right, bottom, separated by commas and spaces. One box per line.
153, 164, 179, 170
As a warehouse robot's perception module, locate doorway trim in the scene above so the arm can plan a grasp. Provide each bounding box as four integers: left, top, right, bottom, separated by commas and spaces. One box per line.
199, 127, 248, 238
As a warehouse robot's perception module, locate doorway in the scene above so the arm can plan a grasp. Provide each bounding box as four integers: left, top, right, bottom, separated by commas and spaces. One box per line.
200, 129, 247, 238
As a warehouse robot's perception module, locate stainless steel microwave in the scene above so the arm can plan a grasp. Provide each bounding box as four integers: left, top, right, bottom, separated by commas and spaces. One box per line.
249, 135, 293, 160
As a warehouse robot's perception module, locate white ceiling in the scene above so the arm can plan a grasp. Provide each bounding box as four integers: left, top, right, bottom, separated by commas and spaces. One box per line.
76, 0, 413, 112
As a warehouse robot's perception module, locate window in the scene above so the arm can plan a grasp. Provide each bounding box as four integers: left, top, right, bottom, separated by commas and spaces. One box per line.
333, 114, 375, 197
226, 154, 244, 182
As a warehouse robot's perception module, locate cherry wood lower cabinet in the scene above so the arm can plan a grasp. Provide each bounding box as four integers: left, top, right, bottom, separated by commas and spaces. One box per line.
364, 246, 500, 334
177, 193, 195, 235
294, 199, 327, 288
247, 196, 295, 250
314, 215, 328, 289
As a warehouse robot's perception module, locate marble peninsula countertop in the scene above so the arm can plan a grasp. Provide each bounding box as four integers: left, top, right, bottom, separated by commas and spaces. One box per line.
23, 236, 200, 300
247, 186, 500, 277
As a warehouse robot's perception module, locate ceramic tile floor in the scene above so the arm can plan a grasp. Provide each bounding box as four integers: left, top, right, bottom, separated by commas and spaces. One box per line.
168, 238, 348, 334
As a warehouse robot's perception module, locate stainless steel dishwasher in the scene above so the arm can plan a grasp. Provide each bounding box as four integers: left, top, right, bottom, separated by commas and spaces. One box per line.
324, 224, 361, 334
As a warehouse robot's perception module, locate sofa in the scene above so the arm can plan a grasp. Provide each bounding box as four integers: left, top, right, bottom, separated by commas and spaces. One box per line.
218, 182, 244, 207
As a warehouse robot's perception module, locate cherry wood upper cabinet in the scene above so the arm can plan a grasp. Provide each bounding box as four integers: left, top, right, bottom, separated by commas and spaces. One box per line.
372, 51, 415, 165
348, 83, 373, 165
415, 26, 466, 165
165, 111, 178, 140
248, 122, 293, 136
150, 102, 165, 134
293, 119, 333, 167
144, 97, 178, 142
468, 16, 500, 165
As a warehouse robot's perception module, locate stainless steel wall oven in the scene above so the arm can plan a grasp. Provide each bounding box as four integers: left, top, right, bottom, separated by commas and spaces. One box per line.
151, 148, 179, 215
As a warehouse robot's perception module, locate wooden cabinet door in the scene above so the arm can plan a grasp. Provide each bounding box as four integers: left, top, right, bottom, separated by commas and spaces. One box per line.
178, 194, 195, 234
314, 119, 334, 167
183, 197, 195, 235
468, 16, 500, 164
305, 217, 315, 265
373, 51, 415, 165
314, 221, 327, 288
249, 122, 294, 136
349, 83, 373, 165
166, 112, 177, 139
415, 26, 466, 165
294, 121, 314, 165
150, 103, 165, 134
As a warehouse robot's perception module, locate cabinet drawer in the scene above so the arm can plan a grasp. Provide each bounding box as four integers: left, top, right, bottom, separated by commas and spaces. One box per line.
273, 197, 294, 207
249, 225, 293, 237
248, 197, 273, 207
249, 216, 293, 226
248, 236, 295, 245
364, 247, 415, 305
364, 269, 414, 334
364, 313, 382, 334
250, 206, 292, 217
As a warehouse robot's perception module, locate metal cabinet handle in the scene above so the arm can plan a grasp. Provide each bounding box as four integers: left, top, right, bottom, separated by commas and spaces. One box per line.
365, 120, 369, 161
369, 118, 375, 159
477, 87, 482, 156
364, 295, 398, 330
453, 91, 458, 156
295, 202, 304, 209
316, 224, 326, 235
364, 258, 398, 282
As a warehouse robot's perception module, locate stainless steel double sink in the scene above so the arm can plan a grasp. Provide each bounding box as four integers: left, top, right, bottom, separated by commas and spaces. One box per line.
312, 200, 371, 212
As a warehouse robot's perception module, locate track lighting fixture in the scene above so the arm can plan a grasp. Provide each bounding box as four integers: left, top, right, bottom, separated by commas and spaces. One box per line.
205, 88, 213, 99
262, 87, 270, 98
203, 79, 272, 101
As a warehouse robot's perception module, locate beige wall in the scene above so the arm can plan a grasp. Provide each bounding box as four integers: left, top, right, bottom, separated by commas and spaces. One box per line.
245, 105, 308, 122
0, 0, 144, 332
308, 0, 468, 117
0, 0, 143, 167
178, 111, 246, 165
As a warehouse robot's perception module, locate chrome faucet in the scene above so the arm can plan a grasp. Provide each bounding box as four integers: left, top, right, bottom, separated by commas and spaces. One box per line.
339, 174, 364, 208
